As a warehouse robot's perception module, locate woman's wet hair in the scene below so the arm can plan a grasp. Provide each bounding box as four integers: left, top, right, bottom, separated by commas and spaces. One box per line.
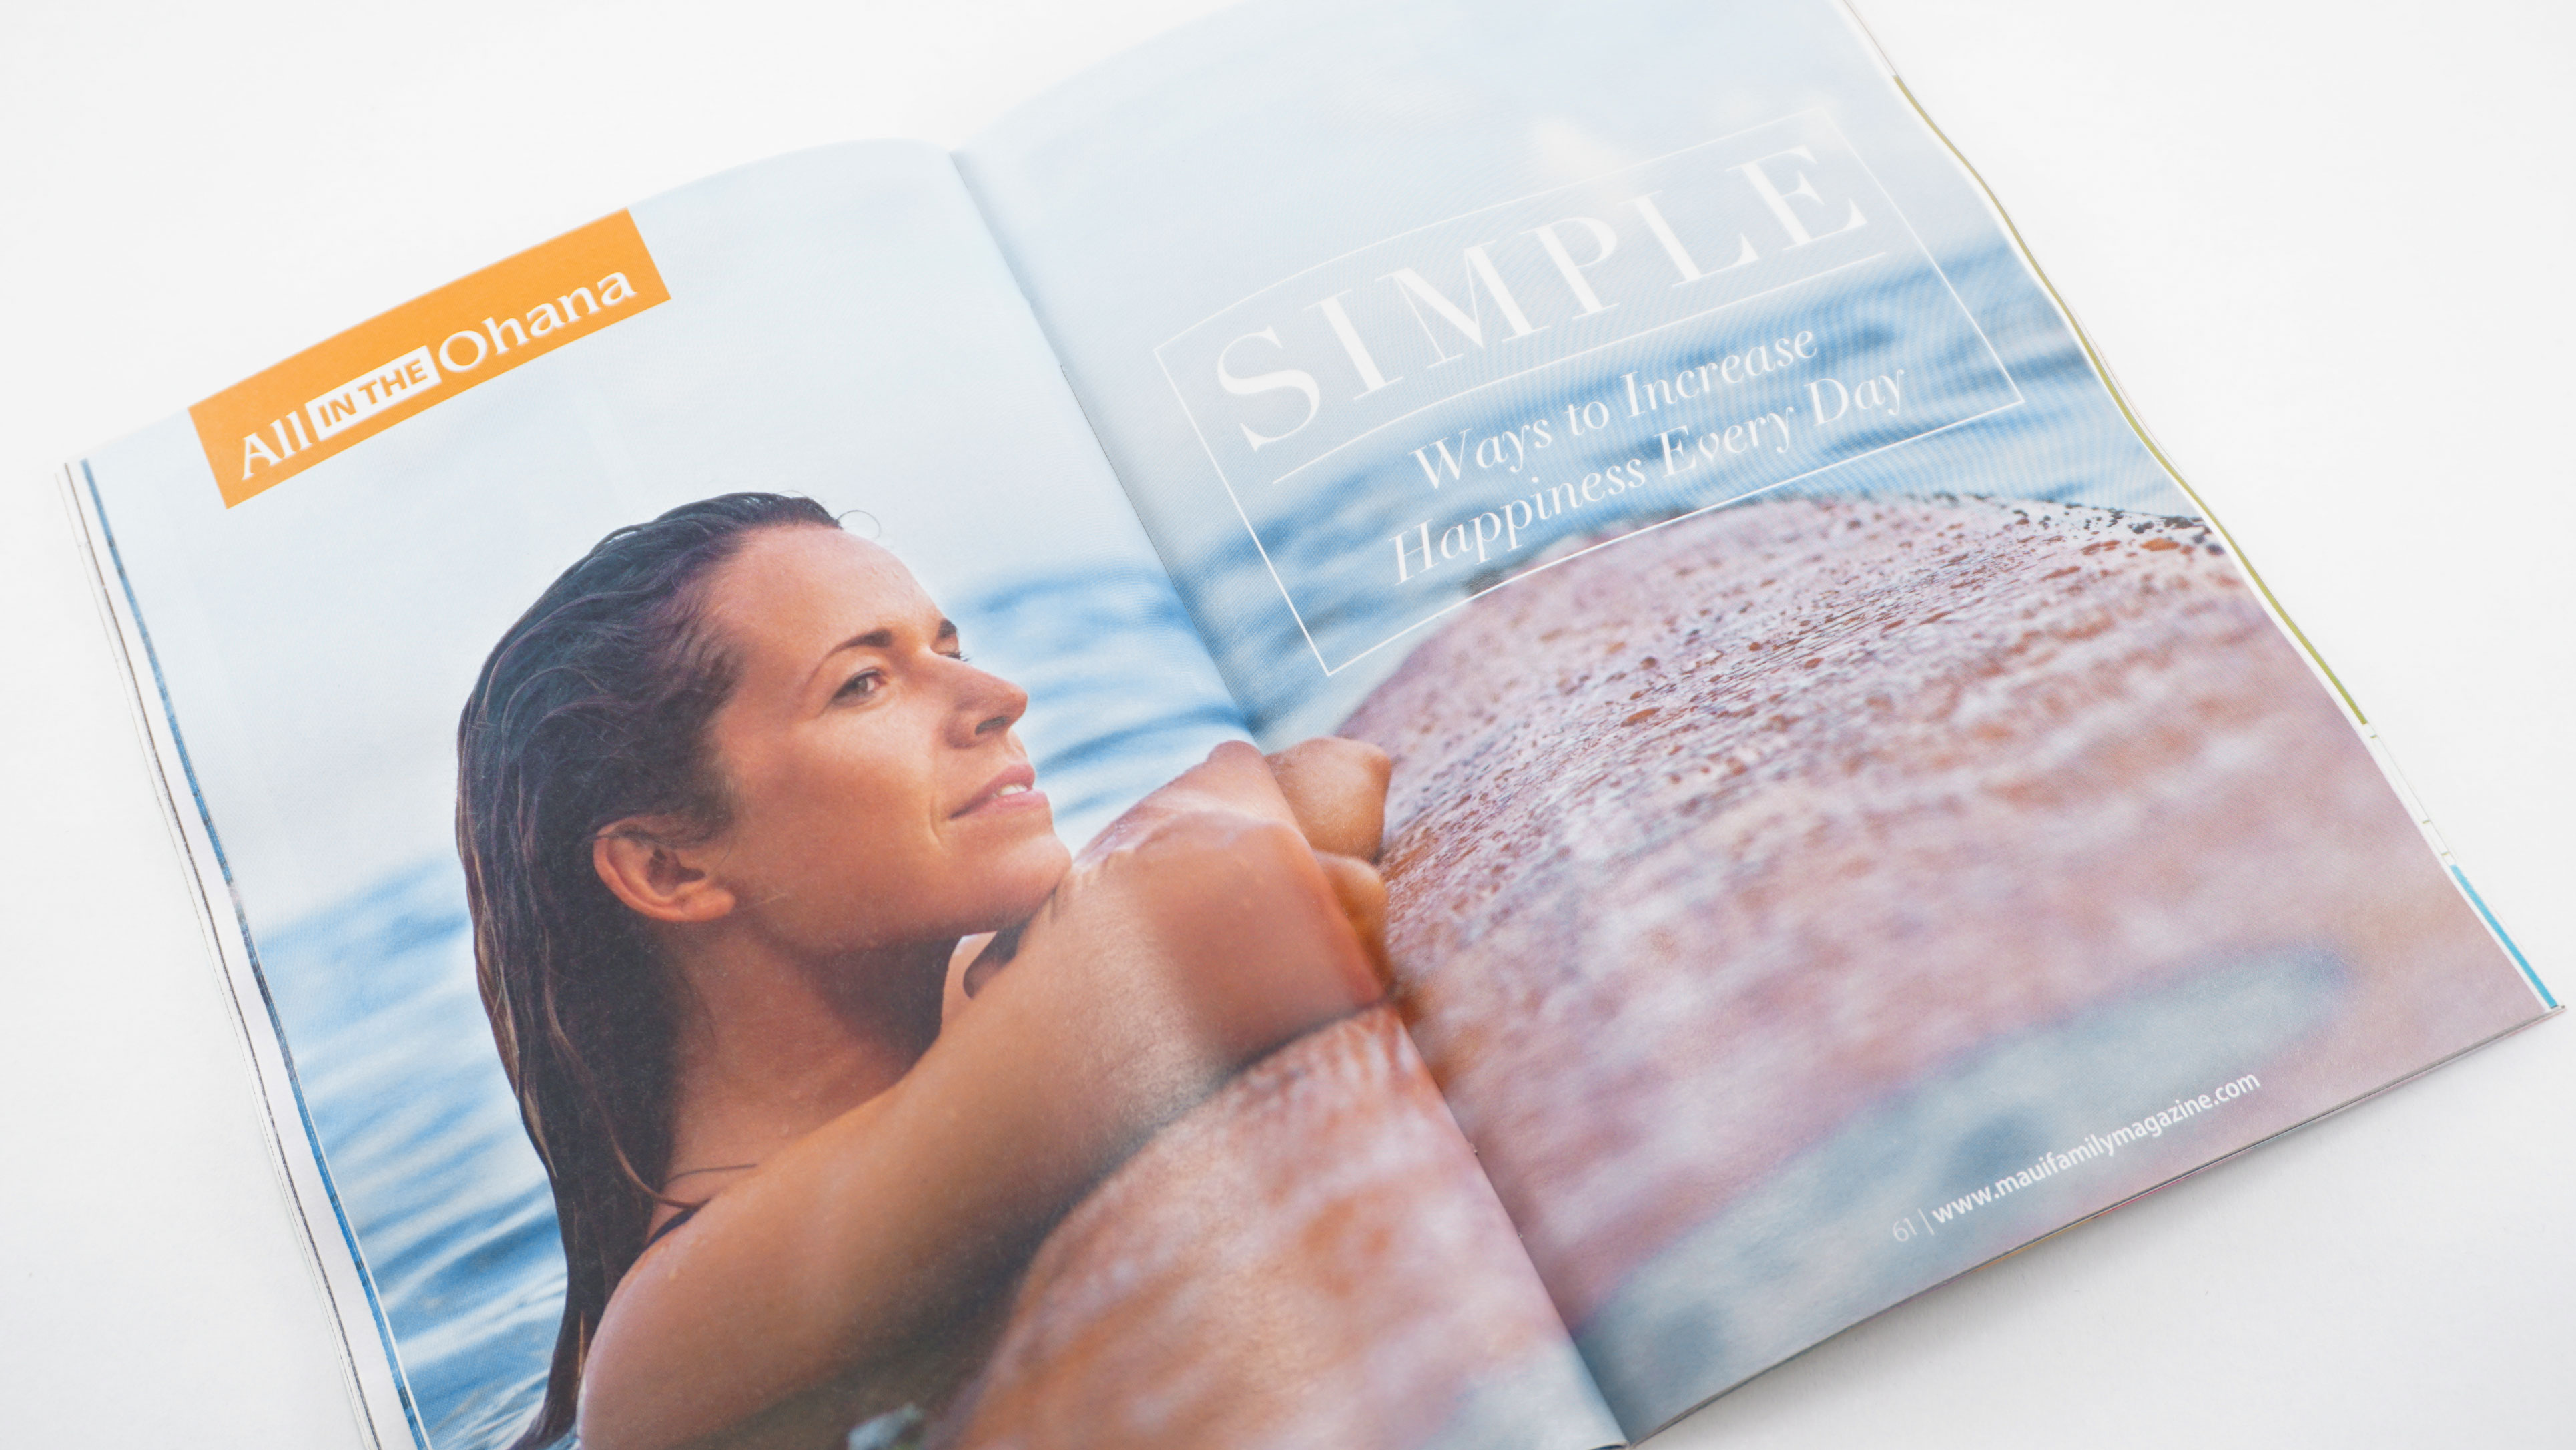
456, 491, 839, 1448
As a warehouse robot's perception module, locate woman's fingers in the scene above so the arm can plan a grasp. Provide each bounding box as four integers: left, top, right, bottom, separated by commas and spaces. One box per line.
1050, 810, 1384, 1051
1265, 738, 1392, 862
958, 923, 1026, 1000
1312, 850, 1391, 993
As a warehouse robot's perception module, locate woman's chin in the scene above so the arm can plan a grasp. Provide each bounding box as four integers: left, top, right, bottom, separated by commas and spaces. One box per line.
986, 833, 1074, 921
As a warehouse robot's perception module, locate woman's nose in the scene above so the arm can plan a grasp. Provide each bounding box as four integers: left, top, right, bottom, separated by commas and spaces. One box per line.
951, 660, 1028, 742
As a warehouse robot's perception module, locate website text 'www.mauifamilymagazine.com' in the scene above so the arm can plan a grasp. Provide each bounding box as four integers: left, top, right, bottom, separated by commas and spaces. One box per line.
1891, 1075, 2266, 1241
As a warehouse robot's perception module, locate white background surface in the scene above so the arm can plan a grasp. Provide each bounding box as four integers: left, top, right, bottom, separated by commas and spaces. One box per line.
1, 1, 2567, 1445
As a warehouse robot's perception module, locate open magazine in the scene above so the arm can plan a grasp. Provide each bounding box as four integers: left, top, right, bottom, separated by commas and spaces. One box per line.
59, 1, 2555, 1448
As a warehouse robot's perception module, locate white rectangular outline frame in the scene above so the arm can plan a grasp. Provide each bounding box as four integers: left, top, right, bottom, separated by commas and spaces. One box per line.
1151, 107, 2025, 677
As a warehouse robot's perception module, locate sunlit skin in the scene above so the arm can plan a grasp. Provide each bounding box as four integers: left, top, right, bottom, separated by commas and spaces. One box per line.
577, 526, 1393, 1450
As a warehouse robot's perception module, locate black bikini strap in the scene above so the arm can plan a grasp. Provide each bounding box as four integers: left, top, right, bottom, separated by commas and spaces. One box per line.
643, 1200, 705, 1251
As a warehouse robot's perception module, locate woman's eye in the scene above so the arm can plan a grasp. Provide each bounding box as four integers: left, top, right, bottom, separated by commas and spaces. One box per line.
834, 669, 886, 702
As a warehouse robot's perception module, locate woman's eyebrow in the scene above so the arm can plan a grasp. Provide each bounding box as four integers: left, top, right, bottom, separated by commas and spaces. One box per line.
807, 629, 896, 688
810, 618, 957, 678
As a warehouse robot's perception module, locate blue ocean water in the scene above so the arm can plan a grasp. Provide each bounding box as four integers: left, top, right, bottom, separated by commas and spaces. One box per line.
255, 566, 1249, 1450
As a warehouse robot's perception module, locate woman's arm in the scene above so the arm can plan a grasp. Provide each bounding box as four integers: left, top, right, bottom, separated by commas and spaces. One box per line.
578, 742, 1387, 1450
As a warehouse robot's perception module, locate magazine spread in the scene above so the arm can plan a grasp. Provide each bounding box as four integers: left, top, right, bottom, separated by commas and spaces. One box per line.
58, 2, 2553, 1449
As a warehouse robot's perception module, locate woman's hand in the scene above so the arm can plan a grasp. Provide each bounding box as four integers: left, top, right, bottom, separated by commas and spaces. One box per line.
1029, 739, 1388, 1032
964, 738, 1395, 999
1265, 736, 1390, 863
1265, 738, 1393, 986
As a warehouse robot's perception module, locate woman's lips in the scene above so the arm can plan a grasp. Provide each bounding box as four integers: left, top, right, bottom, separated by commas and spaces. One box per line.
954, 762, 1047, 820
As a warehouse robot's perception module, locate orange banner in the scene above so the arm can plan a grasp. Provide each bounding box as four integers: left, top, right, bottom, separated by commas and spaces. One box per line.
190, 210, 669, 507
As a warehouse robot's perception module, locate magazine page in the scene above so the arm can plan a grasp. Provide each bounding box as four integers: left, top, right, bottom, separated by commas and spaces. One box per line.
958, 0, 2558, 1435
69, 140, 1616, 1450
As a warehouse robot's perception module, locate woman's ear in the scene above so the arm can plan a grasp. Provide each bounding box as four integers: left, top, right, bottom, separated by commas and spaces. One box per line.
593, 822, 736, 925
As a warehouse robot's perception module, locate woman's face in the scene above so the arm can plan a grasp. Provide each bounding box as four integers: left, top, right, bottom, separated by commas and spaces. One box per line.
686, 525, 1070, 958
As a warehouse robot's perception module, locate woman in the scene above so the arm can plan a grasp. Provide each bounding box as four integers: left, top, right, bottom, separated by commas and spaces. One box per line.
457, 493, 1393, 1450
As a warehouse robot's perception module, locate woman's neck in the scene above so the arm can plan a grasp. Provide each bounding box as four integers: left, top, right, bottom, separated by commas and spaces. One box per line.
657, 932, 953, 1184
